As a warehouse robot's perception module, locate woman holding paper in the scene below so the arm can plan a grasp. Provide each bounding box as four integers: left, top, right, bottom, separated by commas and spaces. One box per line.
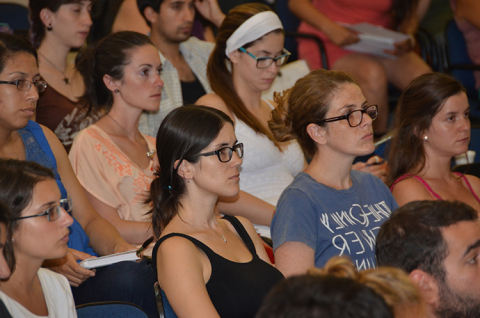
0, 159, 77, 317
290, 0, 432, 135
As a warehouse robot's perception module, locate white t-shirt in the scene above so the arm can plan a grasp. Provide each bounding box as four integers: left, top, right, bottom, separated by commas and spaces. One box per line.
0, 268, 77, 318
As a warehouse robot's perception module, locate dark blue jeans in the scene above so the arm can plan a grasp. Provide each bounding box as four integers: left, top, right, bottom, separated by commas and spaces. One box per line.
72, 260, 157, 318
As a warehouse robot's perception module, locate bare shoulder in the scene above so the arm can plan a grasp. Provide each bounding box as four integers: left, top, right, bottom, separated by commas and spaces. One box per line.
196, 93, 231, 114
391, 176, 434, 206
39, 124, 67, 157
156, 234, 204, 264
231, 216, 257, 236
464, 174, 480, 192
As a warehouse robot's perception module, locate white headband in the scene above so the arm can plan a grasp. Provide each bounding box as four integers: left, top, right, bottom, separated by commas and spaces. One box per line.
225, 11, 283, 57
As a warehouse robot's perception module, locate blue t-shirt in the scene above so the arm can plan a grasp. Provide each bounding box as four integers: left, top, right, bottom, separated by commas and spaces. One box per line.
272, 170, 398, 270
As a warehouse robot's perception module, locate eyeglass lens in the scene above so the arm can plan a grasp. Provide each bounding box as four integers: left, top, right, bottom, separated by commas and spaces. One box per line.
257, 55, 289, 69
60, 197, 73, 213
46, 206, 62, 222
17, 80, 47, 93
348, 106, 378, 127
218, 144, 244, 162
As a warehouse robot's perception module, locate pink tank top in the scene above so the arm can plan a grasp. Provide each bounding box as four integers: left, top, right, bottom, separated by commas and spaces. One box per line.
390, 173, 480, 203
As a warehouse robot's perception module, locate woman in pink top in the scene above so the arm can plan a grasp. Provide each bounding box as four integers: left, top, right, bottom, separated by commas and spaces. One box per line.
69, 31, 164, 245
291, 0, 432, 134
387, 73, 480, 210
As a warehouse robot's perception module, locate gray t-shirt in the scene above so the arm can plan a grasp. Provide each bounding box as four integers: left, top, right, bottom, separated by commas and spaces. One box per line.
272, 170, 398, 270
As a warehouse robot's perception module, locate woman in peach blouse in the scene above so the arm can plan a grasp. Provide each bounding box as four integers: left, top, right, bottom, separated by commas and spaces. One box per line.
69, 31, 163, 245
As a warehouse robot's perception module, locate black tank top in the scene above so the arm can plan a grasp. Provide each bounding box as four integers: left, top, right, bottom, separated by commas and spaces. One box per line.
180, 75, 207, 105
152, 215, 284, 318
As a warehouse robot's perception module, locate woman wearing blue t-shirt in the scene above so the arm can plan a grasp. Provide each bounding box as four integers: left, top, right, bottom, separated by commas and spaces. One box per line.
269, 69, 398, 277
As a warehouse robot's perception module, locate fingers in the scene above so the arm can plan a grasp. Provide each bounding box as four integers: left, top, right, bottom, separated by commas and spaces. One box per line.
70, 248, 96, 261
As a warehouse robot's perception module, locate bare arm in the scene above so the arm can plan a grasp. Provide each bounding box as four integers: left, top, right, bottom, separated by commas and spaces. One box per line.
194, 0, 225, 28
274, 241, 315, 277
157, 237, 221, 318
217, 191, 275, 226
288, 0, 359, 46
455, 0, 480, 30
85, 190, 153, 245
42, 125, 135, 255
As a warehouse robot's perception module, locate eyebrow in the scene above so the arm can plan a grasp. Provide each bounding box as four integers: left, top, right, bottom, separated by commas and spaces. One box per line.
339, 101, 368, 112
8, 72, 29, 76
214, 140, 238, 148
38, 200, 57, 211
463, 239, 480, 258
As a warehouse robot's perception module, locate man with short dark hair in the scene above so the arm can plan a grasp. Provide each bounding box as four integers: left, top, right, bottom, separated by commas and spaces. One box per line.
376, 200, 480, 318
136, 0, 225, 136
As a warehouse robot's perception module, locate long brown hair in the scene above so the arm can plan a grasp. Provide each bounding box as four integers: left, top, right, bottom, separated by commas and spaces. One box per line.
207, 3, 282, 149
269, 69, 357, 158
387, 73, 466, 186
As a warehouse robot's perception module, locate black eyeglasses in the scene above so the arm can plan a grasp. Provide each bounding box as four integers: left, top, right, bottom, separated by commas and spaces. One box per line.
198, 143, 244, 163
0, 79, 47, 93
12, 197, 72, 222
239, 48, 291, 69
318, 105, 378, 127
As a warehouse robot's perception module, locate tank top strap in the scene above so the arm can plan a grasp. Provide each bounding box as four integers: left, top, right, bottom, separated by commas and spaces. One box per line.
454, 172, 480, 204
391, 174, 443, 200
263, 100, 275, 110
152, 232, 219, 281
221, 215, 256, 255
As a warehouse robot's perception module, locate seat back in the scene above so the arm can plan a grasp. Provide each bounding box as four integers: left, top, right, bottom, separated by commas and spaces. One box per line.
445, 19, 477, 97
0, 3, 29, 30
76, 301, 149, 318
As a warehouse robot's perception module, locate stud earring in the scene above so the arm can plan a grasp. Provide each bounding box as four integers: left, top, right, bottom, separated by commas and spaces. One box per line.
114, 89, 119, 93
47, 24, 52, 31
424, 135, 428, 141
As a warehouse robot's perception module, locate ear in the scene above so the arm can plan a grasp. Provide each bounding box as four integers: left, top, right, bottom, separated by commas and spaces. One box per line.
144, 7, 158, 26
40, 8, 53, 28
228, 50, 240, 64
102, 74, 119, 93
175, 160, 194, 180
409, 269, 439, 306
306, 123, 327, 146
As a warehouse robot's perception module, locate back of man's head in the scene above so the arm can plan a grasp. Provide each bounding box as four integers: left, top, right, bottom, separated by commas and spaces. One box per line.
255, 274, 393, 318
376, 200, 478, 281
137, 0, 164, 26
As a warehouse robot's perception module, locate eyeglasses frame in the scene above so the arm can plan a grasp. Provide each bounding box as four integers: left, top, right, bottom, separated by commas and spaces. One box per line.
198, 143, 244, 163
317, 105, 378, 128
11, 197, 73, 222
0, 79, 47, 93
238, 47, 291, 69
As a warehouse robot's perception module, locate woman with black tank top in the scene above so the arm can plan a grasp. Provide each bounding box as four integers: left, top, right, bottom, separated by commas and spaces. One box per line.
148, 105, 284, 318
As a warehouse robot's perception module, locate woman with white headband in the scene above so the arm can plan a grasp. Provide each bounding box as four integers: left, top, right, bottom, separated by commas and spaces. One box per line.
197, 3, 385, 239
197, 3, 306, 239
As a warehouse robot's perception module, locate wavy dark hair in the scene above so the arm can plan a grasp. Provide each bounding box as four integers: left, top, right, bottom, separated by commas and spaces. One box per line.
147, 105, 234, 237
387, 73, 466, 186
0, 159, 55, 274
29, 0, 86, 48
0, 33, 38, 74
75, 31, 153, 114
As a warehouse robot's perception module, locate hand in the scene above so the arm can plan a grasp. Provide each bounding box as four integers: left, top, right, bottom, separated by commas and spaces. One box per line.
384, 37, 414, 57
194, 0, 225, 28
324, 22, 359, 47
352, 156, 388, 183
43, 248, 96, 287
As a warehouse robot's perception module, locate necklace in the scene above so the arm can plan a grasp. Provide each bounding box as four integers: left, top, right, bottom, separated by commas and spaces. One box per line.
180, 214, 227, 243
106, 113, 156, 159
38, 52, 70, 85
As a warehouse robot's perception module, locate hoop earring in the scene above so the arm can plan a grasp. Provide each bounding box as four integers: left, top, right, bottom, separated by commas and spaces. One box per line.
47, 24, 52, 31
